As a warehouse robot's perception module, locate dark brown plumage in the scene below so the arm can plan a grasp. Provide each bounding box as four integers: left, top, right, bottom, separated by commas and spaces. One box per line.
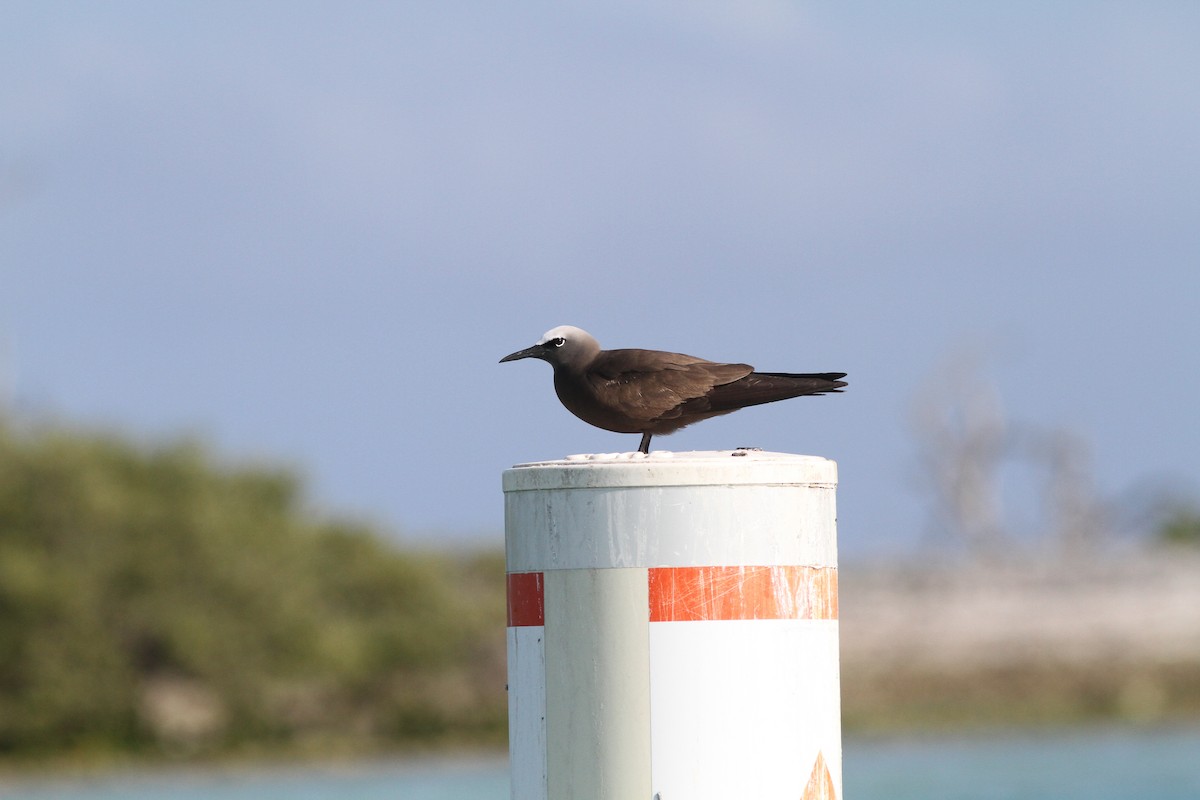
500, 325, 847, 453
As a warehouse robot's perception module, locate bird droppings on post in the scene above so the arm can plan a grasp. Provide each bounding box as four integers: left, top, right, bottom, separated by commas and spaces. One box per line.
512, 449, 831, 471
563, 451, 672, 462
500, 325, 846, 453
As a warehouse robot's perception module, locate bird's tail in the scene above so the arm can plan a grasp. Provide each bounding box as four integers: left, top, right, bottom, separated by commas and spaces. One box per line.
755, 371, 847, 386
704, 371, 847, 412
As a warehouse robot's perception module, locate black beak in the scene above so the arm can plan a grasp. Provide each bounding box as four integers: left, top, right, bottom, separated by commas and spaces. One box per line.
499, 344, 544, 363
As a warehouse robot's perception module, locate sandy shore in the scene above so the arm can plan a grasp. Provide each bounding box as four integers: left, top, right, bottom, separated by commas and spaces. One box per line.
837, 549, 1200, 727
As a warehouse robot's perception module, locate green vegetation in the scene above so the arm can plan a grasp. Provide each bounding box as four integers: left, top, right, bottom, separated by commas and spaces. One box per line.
0, 420, 506, 762
841, 661, 1200, 733
2, 415, 1198, 766
1159, 506, 1200, 547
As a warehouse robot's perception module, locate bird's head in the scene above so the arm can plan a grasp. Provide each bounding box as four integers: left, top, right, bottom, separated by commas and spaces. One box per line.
499, 325, 600, 371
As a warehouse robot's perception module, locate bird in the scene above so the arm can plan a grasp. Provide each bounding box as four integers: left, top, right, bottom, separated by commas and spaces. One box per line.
499, 325, 847, 454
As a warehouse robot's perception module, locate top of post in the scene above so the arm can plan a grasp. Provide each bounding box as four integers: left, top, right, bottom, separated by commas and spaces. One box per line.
502, 449, 837, 492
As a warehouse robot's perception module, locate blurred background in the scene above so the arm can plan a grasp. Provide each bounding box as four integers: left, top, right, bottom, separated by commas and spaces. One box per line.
2, 2, 1199, 797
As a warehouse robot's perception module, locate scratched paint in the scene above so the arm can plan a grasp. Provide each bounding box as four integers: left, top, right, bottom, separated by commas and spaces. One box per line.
648, 565, 838, 622
508, 566, 837, 626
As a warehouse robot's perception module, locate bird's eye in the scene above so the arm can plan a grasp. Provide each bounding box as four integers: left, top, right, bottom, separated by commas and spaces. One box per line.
552, 337, 565, 347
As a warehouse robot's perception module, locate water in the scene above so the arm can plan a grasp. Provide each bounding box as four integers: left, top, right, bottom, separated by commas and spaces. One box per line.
2, 726, 1197, 799
847, 726, 1200, 799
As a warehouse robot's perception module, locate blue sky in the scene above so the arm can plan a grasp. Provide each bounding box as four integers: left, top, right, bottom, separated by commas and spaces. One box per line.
3, 3, 1198, 557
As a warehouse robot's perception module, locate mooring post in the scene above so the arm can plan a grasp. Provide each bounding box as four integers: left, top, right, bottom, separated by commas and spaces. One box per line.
503, 450, 842, 800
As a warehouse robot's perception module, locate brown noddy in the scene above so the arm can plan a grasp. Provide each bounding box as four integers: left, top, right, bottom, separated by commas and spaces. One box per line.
500, 325, 847, 454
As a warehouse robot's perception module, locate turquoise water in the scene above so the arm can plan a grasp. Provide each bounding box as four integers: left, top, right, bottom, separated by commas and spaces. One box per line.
848, 726, 1200, 799
2, 727, 1197, 799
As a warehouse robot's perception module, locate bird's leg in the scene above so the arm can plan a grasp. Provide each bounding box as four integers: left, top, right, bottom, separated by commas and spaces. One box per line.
638, 432, 652, 454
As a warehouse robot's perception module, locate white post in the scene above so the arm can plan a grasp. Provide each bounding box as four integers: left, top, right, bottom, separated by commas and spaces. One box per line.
504, 450, 842, 800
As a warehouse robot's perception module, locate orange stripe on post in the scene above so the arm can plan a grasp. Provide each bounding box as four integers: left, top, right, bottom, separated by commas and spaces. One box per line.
648, 565, 838, 622
507, 572, 545, 627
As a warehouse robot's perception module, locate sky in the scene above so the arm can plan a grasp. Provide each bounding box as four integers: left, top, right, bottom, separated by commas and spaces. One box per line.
3, 2, 1198, 558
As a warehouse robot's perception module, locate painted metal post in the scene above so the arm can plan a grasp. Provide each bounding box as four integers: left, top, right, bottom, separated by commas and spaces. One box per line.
504, 450, 841, 800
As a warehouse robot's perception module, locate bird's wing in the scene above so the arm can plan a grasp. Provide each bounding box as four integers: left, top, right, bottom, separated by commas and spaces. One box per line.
588, 349, 752, 422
